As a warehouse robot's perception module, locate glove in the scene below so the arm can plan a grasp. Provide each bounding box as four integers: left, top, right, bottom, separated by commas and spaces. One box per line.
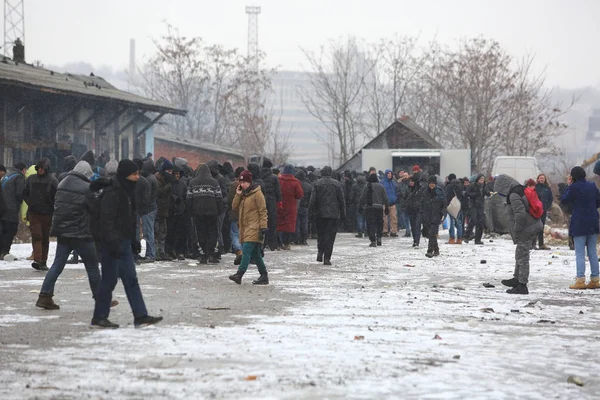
259, 229, 268, 241
384, 207, 390, 216
131, 240, 142, 255
108, 241, 122, 259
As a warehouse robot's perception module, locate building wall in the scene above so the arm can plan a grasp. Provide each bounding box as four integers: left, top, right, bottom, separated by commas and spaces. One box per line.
154, 139, 245, 170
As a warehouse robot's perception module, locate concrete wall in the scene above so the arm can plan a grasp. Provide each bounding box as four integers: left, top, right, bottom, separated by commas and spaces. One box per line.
361, 148, 471, 178
154, 139, 245, 170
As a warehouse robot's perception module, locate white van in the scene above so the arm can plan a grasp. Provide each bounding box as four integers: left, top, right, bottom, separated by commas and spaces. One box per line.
491, 156, 540, 184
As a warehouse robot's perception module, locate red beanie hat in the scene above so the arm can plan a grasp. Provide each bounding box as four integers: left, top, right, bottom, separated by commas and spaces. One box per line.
239, 170, 253, 184
412, 165, 420, 172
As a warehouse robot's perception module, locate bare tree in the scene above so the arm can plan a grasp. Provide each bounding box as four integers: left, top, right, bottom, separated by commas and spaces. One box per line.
300, 37, 374, 165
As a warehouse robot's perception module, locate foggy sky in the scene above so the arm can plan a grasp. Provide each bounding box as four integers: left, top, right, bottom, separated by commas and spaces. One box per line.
13, 0, 600, 88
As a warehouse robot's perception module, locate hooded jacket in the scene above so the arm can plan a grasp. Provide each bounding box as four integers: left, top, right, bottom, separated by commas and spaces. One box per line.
232, 185, 268, 244
247, 163, 266, 194
496, 174, 543, 243
260, 167, 282, 204
295, 170, 313, 209
22, 160, 58, 215
349, 175, 366, 207
207, 160, 229, 208
58, 156, 77, 182
381, 169, 398, 205
154, 170, 173, 218
141, 160, 158, 212
309, 166, 346, 219
404, 178, 424, 214
1, 167, 26, 223
560, 177, 600, 237
421, 185, 446, 235
277, 172, 304, 233
466, 174, 488, 209
359, 173, 389, 211
50, 167, 95, 239
187, 164, 223, 217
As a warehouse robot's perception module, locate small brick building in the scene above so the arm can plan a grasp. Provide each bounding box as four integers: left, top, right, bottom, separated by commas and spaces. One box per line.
154, 135, 245, 170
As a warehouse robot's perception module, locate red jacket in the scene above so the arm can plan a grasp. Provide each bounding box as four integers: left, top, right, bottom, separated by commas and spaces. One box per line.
277, 174, 304, 233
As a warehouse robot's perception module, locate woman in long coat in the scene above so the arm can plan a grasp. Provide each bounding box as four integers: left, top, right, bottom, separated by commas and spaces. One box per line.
276, 164, 304, 250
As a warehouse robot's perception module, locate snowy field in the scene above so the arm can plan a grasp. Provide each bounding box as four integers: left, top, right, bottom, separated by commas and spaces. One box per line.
1, 232, 599, 399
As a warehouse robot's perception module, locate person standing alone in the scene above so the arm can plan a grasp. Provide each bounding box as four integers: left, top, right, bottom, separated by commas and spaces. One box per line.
381, 170, 398, 237
309, 166, 345, 265
534, 174, 553, 250
22, 158, 58, 271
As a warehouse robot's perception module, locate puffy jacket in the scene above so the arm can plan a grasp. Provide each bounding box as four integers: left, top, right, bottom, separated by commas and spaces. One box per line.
496, 175, 543, 243
22, 172, 58, 215
295, 171, 313, 209
135, 175, 152, 216
535, 183, 553, 213
421, 186, 446, 235
309, 167, 346, 219
207, 160, 229, 209
359, 174, 389, 210
261, 168, 282, 203
232, 185, 268, 244
466, 174, 488, 209
170, 178, 187, 216
247, 163, 265, 194
50, 171, 94, 239
155, 171, 174, 218
381, 170, 398, 205
560, 179, 600, 237
187, 164, 223, 217
404, 181, 424, 214
141, 160, 158, 212
277, 174, 304, 233
91, 176, 137, 251
1, 168, 26, 223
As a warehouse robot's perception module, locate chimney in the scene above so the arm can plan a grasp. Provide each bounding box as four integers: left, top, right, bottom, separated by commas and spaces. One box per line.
13, 38, 25, 63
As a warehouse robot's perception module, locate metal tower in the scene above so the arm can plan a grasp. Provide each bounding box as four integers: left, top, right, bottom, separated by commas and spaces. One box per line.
245, 5, 261, 71
3, 0, 25, 57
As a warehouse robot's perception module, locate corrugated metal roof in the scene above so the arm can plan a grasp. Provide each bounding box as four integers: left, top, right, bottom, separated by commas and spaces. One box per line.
155, 134, 244, 158
0, 58, 186, 116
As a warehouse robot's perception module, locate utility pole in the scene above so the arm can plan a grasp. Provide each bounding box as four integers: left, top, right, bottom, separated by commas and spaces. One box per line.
3, 0, 24, 57
245, 5, 261, 71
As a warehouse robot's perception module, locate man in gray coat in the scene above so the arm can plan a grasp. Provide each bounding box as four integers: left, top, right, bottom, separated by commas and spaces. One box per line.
495, 174, 543, 295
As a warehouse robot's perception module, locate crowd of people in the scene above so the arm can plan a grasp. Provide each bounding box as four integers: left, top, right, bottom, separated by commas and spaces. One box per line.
0, 151, 598, 328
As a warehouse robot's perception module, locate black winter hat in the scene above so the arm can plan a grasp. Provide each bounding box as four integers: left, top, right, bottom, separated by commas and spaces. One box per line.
262, 158, 273, 168
570, 166, 586, 182
448, 173, 457, 181
367, 173, 379, 183
234, 166, 245, 178
117, 159, 139, 179
35, 158, 51, 172
428, 175, 437, 184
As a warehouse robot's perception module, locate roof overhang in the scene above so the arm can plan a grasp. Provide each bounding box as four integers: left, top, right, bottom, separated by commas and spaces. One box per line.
391, 151, 441, 157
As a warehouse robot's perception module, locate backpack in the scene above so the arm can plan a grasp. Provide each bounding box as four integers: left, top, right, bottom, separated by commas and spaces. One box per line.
524, 187, 544, 219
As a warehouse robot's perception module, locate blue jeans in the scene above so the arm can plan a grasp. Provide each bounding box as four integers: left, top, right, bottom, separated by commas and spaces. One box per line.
230, 222, 242, 252
296, 207, 309, 242
93, 240, 148, 320
401, 211, 411, 234
138, 210, 157, 260
574, 234, 599, 278
40, 238, 100, 296
449, 212, 464, 239
356, 213, 366, 233
237, 242, 267, 274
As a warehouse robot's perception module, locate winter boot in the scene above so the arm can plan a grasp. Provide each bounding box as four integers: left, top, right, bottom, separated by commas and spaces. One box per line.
199, 255, 208, 264
425, 249, 434, 258
36, 294, 59, 310
377, 239, 382, 246
539, 245, 551, 250
412, 242, 419, 248
32, 261, 48, 271
369, 241, 377, 248
234, 251, 243, 266
317, 252, 323, 262
177, 254, 185, 261
252, 274, 269, 285
382, 232, 389, 237
446, 238, 456, 245
403, 232, 411, 237
433, 249, 440, 257
506, 283, 529, 295
66, 255, 79, 264
134, 315, 163, 328
207, 254, 220, 264
90, 318, 119, 329
456, 239, 463, 245
474, 241, 484, 246
586, 277, 600, 289
323, 259, 332, 266
229, 271, 245, 284
390, 233, 398, 238
501, 277, 518, 287
355, 233, 363, 238
569, 277, 587, 290
26, 254, 34, 261
281, 244, 291, 251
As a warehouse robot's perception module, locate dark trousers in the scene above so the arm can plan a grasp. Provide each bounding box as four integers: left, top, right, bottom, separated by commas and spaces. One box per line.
428, 234, 439, 252
296, 207, 309, 243
538, 212, 547, 246
316, 217, 338, 261
409, 212, 422, 245
41, 238, 100, 297
187, 215, 200, 256
266, 201, 278, 250
29, 212, 53, 263
93, 240, 148, 320
366, 208, 383, 242
465, 207, 485, 241
166, 213, 188, 255
195, 215, 218, 256
222, 214, 232, 253
0, 220, 18, 255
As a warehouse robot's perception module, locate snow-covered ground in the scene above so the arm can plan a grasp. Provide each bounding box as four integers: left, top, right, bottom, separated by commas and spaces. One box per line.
1, 233, 599, 399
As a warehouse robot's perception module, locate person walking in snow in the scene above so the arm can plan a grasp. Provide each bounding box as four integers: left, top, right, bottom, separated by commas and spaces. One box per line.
359, 173, 389, 247
496, 174, 543, 295
405, 177, 423, 248
309, 166, 346, 265
228, 170, 269, 285
350, 174, 367, 238
560, 166, 600, 290
445, 173, 464, 245
464, 174, 489, 245
421, 176, 446, 258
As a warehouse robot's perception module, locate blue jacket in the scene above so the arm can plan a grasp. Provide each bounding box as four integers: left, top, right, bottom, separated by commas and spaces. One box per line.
561, 180, 600, 237
381, 170, 398, 205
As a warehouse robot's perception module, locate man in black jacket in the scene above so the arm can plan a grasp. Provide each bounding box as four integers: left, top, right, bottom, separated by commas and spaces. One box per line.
154, 160, 174, 260
464, 174, 489, 245
309, 166, 346, 265
359, 173, 389, 247
166, 165, 188, 260
58, 156, 77, 182
207, 160, 229, 258
91, 159, 162, 329
0, 162, 26, 260
445, 173, 464, 244
188, 164, 223, 264
261, 159, 282, 251
295, 170, 312, 245
23, 158, 58, 270
350, 174, 367, 237
36, 161, 102, 310
132, 159, 153, 262
141, 159, 158, 261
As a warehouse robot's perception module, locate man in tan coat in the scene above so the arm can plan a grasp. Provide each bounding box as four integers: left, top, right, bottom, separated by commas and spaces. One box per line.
228, 170, 269, 285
